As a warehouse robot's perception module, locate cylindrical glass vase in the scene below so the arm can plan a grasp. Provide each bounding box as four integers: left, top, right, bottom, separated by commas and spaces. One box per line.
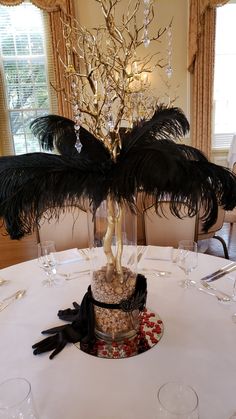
87, 198, 139, 342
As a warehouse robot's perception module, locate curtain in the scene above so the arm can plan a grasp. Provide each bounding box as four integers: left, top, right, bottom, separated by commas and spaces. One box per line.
0, 0, 75, 118
188, 0, 229, 158
0, 69, 14, 155
0, 1, 67, 13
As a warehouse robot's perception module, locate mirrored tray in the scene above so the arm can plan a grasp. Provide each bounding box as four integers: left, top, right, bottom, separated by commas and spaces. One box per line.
74, 308, 164, 359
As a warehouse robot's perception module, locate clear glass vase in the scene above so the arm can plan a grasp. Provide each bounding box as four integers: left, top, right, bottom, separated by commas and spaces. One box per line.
87, 198, 139, 342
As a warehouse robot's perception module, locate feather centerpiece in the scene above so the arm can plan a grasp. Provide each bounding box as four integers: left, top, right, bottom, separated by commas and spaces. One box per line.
1, 0, 236, 357
0, 105, 236, 240
1, 106, 236, 357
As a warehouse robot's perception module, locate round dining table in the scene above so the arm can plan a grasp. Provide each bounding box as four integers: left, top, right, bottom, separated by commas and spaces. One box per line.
0, 247, 235, 419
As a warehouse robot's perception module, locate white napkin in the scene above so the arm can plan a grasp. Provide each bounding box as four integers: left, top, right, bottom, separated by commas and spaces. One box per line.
55, 248, 85, 265
143, 245, 173, 261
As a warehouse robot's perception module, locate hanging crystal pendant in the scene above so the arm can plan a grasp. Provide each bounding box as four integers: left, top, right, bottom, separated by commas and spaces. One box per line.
74, 128, 82, 153
107, 113, 114, 131
71, 78, 82, 153
143, 0, 151, 48
166, 65, 173, 78
165, 25, 173, 79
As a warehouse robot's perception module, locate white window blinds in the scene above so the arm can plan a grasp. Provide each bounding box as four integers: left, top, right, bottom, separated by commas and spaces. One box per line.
0, 1, 57, 155
213, 1, 236, 150
212, 133, 235, 150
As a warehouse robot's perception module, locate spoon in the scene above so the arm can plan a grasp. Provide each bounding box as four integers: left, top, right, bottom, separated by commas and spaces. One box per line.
0, 278, 9, 286
0, 290, 26, 312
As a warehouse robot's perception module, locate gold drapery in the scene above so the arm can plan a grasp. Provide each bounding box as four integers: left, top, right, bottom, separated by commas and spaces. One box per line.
0, 1, 67, 13
188, 0, 229, 158
0, 0, 75, 118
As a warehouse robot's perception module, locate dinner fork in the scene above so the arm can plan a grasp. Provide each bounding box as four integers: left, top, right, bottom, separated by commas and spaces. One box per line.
59, 269, 90, 280
198, 287, 230, 302
190, 279, 231, 302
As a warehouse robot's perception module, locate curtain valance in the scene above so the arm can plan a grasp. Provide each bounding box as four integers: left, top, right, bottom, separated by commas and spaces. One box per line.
0, 0, 67, 13
189, 0, 229, 72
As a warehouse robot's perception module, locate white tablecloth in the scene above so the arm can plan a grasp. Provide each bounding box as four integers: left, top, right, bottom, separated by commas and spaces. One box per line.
0, 250, 236, 419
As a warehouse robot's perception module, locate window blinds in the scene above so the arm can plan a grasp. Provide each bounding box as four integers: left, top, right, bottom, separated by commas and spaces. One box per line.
212, 133, 235, 150
0, 2, 56, 155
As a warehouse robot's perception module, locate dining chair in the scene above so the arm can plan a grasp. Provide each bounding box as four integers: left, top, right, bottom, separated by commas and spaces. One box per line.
138, 193, 229, 259
224, 208, 236, 228
196, 206, 229, 259
224, 162, 236, 231
0, 220, 38, 269
37, 207, 92, 251
142, 200, 198, 248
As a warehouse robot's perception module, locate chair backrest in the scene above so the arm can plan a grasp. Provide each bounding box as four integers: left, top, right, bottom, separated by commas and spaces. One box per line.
38, 208, 91, 251
143, 201, 197, 247
197, 206, 225, 240
223, 163, 236, 224
0, 220, 38, 268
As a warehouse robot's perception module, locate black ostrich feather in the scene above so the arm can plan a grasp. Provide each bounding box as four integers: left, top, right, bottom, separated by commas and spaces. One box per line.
30, 114, 110, 161
113, 138, 236, 229
0, 105, 236, 239
30, 115, 77, 156
0, 153, 113, 239
121, 105, 190, 154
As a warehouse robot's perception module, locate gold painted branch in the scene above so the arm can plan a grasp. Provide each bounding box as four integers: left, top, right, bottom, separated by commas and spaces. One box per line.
103, 197, 124, 284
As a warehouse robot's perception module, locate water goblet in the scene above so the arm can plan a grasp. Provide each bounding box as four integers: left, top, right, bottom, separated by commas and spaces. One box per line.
226, 273, 236, 323
0, 377, 38, 419
231, 276, 236, 323
157, 381, 199, 418
38, 240, 59, 287
177, 240, 198, 288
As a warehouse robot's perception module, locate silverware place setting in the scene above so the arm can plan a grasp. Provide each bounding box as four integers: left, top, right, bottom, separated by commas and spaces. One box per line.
0, 289, 26, 312
0, 278, 10, 286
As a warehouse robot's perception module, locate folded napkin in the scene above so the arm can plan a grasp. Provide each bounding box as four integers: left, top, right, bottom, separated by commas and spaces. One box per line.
143, 245, 173, 261
55, 248, 85, 265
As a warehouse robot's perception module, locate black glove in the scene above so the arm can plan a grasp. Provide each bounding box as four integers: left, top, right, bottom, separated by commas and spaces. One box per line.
32, 323, 83, 359
32, 274, 146, 359
32, 292, 95, 359
58, 301, 80, 322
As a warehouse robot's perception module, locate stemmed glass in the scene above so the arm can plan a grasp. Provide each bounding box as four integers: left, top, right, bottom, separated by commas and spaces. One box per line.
157, 381, 199, 418
177, 240, 198, 288
230, 275, 236, 323
38, 240, 60, 287
0, 377, 38, 418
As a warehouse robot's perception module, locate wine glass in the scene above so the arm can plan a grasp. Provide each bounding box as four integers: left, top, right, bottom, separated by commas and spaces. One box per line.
157, 381, 199, 418
38, 240, 60, 287
230, 276, 236, 323
177, 240, 198, 288
0, 377, 38, 418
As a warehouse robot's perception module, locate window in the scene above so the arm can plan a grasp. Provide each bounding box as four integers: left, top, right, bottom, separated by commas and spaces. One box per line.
0, 2, 51, 155
213, 1, 236, 149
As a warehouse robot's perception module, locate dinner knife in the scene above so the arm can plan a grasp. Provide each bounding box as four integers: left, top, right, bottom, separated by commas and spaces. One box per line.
201, 261, 236, 282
